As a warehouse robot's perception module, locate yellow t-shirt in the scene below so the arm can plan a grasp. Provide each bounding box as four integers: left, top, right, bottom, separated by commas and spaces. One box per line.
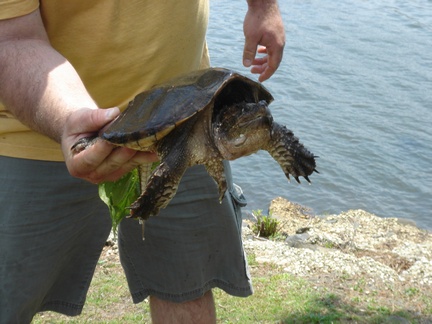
0, 0, 210, 161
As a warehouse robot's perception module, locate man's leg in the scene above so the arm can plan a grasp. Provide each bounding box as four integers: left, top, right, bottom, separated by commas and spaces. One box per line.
0, 156, 111, 323
150, 290, 216, 324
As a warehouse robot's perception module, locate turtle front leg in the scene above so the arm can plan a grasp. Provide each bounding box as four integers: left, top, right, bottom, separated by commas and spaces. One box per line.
128, 158, 187, 220
204, 159, 227, 203
265, 123, 317, 183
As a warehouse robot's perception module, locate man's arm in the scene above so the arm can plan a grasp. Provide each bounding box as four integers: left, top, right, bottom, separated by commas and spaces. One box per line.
0, 9, 97, 141
243, 0, 286, 82
0, 10, 156, 183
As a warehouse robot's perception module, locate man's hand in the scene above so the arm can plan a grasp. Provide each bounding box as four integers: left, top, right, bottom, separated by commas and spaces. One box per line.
243, 0, 286, 82
62, 107, 158, 184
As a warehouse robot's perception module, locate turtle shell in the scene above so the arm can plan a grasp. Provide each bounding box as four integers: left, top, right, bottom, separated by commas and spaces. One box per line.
101, 67, 274, 150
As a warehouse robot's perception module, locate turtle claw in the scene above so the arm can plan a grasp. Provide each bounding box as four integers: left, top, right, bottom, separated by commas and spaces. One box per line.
218, 188, 227, 204
267, 123, 317, 185
138, 218, 146, 241
126, 159, 184, 221
124, 207, 147, 240
70, 136, 98, 153
128, 197, 161, 220
204, 160, 227, 204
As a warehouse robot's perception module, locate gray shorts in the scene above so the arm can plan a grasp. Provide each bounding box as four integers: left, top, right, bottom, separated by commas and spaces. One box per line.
0, 156, 252, 323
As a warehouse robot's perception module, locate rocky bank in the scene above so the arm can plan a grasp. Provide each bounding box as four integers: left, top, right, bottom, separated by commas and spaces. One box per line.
242, 197, 432, 289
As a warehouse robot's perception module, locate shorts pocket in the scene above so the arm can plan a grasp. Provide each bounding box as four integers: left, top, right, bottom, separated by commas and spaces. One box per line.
228, 183, 248, 230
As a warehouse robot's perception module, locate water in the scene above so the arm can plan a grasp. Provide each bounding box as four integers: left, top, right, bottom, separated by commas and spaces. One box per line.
206, 0, 432, 229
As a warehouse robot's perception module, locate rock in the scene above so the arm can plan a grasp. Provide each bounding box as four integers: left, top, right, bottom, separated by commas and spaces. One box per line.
284, 233, 316, 250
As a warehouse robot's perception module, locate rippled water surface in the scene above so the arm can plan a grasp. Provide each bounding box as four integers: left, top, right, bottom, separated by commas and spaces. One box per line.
206, 0, 432, 229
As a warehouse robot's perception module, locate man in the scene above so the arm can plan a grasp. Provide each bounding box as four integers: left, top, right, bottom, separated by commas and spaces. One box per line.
0, 1, 285, 323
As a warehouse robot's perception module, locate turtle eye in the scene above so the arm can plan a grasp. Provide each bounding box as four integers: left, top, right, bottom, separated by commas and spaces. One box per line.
233, 134, 247, 147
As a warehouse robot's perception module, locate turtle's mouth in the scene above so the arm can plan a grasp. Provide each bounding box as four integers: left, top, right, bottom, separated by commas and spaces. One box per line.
233, 114, 272, 148
238, 114, 273, 129
237, 101, 273, 129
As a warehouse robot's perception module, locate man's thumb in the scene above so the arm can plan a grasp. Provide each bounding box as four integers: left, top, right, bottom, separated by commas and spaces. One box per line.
243, 41, 257, 67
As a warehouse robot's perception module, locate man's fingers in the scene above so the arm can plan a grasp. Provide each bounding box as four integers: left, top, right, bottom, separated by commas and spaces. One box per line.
266, 43, 284, 73
94, 148, 157, 180
66, 139, 113, 180
243, 39, 284, 82
257, 46, 268, 54
69, 138, 159, 183
69, 107, 120, 138
92, 149, 158, 183
243, 42, 258, 68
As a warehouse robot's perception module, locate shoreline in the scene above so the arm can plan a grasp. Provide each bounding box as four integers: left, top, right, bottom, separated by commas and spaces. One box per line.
243, 197, 432, 284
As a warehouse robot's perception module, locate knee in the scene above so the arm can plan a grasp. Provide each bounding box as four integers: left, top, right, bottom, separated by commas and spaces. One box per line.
150, 290, 216, 324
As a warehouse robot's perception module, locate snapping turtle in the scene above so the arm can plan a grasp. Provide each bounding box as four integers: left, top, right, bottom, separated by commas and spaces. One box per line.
73, 68, 317, 222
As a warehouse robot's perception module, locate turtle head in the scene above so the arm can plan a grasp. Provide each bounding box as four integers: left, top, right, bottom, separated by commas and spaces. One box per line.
213, 100, 273, 160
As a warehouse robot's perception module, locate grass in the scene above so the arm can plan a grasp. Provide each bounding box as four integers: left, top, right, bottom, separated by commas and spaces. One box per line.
33, 258, 152, 323
252, 209, 279, 238
214, 272, 345, 323
32, 249, 432, 323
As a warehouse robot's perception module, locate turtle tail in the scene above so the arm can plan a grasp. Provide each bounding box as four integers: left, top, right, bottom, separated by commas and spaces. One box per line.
266, 123, 318, 183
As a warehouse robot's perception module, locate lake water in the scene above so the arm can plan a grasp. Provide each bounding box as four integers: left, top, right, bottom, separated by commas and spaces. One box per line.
206, 0, 432, 230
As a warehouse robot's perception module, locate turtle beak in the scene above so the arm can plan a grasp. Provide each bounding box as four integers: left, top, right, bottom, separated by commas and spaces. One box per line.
238, 100, 273, 129
263, 104, 274, 137
264, 104, 273, 126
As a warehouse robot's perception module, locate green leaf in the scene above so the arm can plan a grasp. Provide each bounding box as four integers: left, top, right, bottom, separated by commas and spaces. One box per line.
98, 168, 141, 233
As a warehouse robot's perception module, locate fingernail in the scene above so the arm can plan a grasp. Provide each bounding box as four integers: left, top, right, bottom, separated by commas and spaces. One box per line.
105, 107, 119, 120
244, 59, 252, 67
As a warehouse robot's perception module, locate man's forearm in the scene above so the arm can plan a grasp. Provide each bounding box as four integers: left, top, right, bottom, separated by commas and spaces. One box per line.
0, 38, 97, 143
246, 0, 279, 9
0, 10, 98, 143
